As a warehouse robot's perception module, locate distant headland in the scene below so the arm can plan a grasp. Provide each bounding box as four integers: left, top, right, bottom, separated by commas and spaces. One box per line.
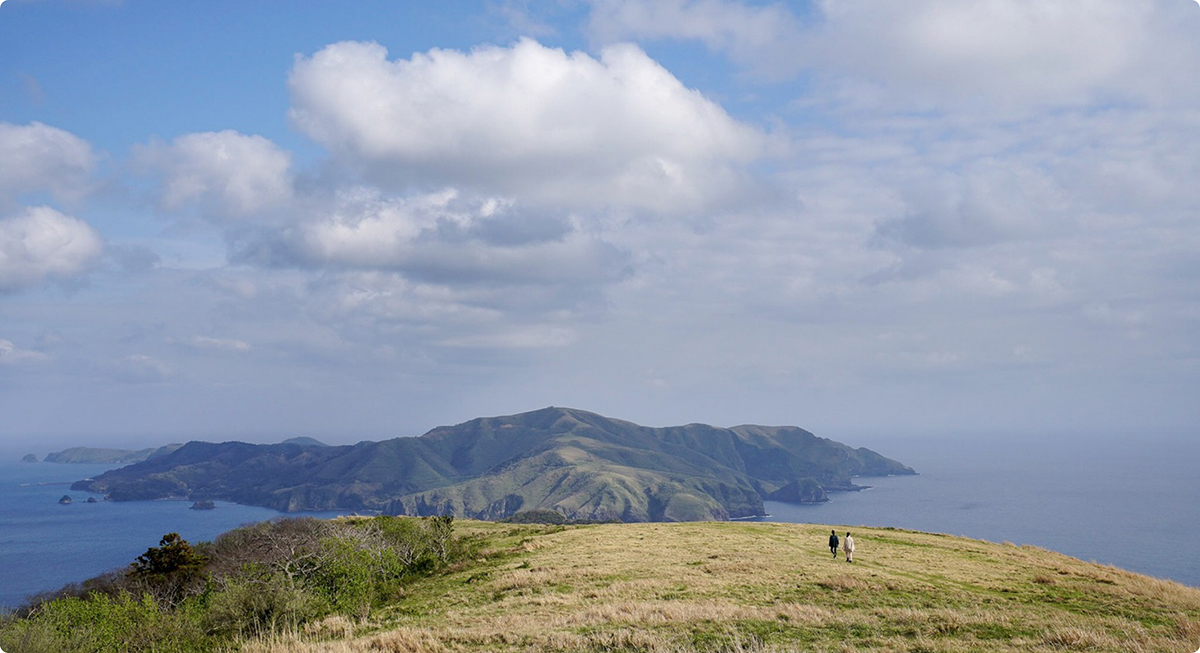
36, 444, 185, 465
28, 438, 328, 465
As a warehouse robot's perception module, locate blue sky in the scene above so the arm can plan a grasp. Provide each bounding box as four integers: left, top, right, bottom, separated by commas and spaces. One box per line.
2, 0, 1199, 451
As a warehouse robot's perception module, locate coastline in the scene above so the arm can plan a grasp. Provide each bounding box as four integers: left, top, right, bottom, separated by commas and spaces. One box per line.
3, 432, 1198, 608
0, 461, 343, 610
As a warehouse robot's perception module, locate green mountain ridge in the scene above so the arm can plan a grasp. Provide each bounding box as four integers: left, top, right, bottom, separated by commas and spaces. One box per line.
71, 407, 914, 521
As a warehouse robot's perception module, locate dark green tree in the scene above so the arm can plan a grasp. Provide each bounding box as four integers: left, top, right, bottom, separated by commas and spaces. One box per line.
129, 532, 207, 605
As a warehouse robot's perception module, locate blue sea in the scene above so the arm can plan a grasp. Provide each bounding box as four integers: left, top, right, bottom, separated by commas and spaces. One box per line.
0, 462, 343, 610
1, 433, 1197, 609
755, 432, 1200, 588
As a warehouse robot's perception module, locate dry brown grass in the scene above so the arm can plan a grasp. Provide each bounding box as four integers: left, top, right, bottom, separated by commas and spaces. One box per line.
303, 615, 356, 639
1175, 613, 1200, 641
816, 574, 869, 592
1041, 625, 1123, 650
239, 521, 1200, 653
240, 628, 449, 653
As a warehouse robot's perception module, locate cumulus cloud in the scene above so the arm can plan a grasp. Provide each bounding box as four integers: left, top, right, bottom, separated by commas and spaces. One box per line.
0, 206, 103, 291
134, 130, 293, 220
238, 187, 628, 288
0, 122, 97, 206
288, 38, 764, 212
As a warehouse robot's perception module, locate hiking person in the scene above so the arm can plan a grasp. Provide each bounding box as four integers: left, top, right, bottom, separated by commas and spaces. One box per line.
828, 530, 839, 558
844, 532, 855, 563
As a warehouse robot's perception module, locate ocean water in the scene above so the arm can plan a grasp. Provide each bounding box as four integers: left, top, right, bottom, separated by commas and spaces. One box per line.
1, 433, 1197, 609
755, 432, 1200, 588
0, 462, 343, 610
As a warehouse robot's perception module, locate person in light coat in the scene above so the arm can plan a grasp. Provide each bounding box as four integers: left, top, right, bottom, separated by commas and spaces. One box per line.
844, 532, 855, 563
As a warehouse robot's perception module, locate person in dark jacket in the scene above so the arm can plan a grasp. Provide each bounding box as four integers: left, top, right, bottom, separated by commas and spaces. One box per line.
828, 530, 839, 558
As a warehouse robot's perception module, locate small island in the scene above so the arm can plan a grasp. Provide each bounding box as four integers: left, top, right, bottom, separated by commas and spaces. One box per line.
58, 495, 72, 505
189, 500, 216, 511
21, 453, 39, 463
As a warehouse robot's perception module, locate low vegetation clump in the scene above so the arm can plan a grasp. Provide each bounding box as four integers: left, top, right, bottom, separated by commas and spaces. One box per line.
3, 519, 1200, 652
0, 515, 464, 652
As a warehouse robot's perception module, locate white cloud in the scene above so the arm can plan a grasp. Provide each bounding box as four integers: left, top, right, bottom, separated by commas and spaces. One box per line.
240, 186, 628, 288
876, 160, 1071, 249
1052, 108, 1200, 215
804, 0, 1200, 110
493, 0, 561, 38
134, 130, 293, 220
286, 188, 469, 268
439, 324, 577, 349
7, 10, 1200, 441
0, 122, 96, 206
586, 1, 1200, 110
288, 38, 764, 212
311, 271, 499, 326
0, 338, 48, 366
300, 270, 590, 353
586, 0, 807, 78
0, 206, 103, 291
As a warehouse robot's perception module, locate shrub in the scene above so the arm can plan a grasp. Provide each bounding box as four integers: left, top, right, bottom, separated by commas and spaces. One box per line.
307, 520, 419, 617
2, 591, 210, 653
309, 535, 379, 617
207, 518, 328, 586
1, 514, 463, 652
504, 509, 567, 525
203, 576, 326, 640
375, 515, 432, 566
427, 515, 455, 562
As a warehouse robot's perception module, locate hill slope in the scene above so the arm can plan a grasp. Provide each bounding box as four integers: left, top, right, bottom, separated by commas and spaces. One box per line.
72, 407, 914, 521
249, 520, 1200, 653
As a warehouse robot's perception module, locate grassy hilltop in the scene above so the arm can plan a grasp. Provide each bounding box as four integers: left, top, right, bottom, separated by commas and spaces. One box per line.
5, 519, 1199, 652
268, 521, 1198, 652
253, 521, 1199, 653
